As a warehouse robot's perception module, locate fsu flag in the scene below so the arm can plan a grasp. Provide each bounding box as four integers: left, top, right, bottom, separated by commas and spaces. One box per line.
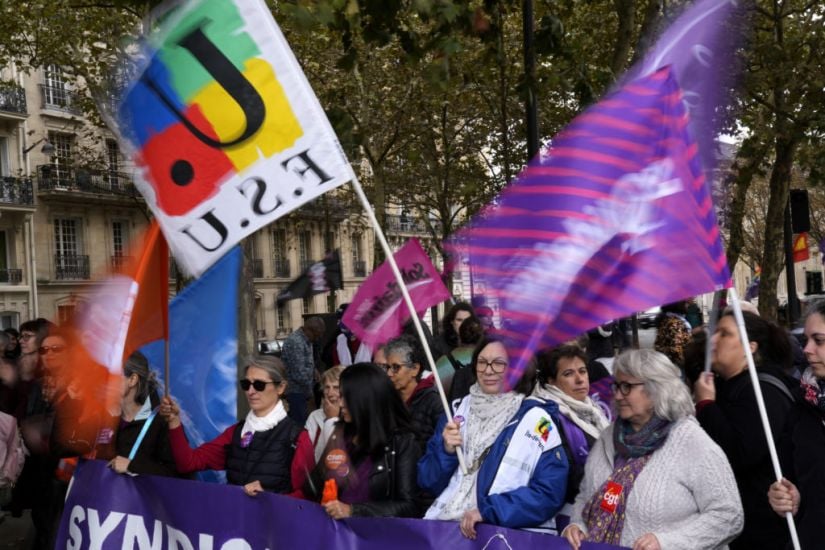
343, 239, 450, 346
276, 250, 342, 304
794, 233, 810, 263
110, 0, 355, 277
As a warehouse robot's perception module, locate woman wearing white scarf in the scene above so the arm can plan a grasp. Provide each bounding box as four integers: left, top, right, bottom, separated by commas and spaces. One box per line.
532, 344, 609, 514
418, 336, 569, 539
160, 356, 316, 497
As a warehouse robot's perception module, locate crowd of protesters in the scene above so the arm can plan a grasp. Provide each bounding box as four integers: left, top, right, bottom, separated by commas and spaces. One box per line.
2, 296, 824, 549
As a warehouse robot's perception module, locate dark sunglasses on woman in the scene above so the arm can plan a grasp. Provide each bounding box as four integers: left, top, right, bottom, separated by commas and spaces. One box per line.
239, 379, 276, 392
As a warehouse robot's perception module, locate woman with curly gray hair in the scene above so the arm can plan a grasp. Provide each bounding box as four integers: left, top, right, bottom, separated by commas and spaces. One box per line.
563, 349, 743, 550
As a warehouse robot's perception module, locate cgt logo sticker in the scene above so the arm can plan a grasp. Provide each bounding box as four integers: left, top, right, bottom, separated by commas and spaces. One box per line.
120, 0, 302, 216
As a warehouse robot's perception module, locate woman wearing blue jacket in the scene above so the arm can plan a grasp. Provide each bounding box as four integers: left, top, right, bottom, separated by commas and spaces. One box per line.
417, 335, 569, 539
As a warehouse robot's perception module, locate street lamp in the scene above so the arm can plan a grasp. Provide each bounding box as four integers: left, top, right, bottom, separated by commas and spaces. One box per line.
22, 137, 55, 156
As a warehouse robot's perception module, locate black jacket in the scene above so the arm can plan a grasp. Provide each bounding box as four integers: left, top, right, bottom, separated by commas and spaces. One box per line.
114, 400, 178, 477
778, 396, 825, 550
226, 418, 301, 492
407, 380, 443, 452
307, 429, 420, 518
697, 369, 794, 549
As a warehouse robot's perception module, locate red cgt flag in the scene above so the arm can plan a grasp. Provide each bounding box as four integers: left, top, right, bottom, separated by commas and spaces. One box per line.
793, 232, 810, 263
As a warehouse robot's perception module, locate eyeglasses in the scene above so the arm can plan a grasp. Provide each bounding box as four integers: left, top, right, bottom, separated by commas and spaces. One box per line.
611, 381, 645, 396
38, 345, 66, 356
20, 333, 35, 341
476, 358, 508, 374
383, 362, 413, 374
239, 379, 276, 392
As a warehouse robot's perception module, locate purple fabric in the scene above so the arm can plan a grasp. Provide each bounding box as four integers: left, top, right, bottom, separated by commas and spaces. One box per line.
447, 67, 731, 389
557, 413, 590, 466
56, 460, 628, 549
339, 453, 373, 505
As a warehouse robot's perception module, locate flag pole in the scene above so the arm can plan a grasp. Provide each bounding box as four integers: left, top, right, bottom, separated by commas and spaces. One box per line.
349, 177, 468, 474
728, 287, 800, 550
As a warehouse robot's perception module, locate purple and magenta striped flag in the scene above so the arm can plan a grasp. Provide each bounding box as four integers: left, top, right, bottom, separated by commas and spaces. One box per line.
447, 66, 730, 388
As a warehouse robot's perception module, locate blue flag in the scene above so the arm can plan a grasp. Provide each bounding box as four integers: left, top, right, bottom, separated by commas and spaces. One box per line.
141, 247, 241, 483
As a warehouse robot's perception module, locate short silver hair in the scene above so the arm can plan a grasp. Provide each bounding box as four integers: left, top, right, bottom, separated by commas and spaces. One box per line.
613, 349, 693, 421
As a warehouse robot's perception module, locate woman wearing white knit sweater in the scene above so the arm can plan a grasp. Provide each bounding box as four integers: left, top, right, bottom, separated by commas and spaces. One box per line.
563, 350, 743, 550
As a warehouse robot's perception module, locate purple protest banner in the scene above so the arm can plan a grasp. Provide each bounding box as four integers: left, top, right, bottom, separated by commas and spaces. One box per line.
56, 460, 627, 549
343, 238, 451, 346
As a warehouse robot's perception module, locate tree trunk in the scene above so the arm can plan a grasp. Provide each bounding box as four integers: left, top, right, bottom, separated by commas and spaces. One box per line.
725, 140, 768, 270
237, 238, 256, 418
611, 0, 636, 76
757, 136, 798, 321
372, 163, 386, 266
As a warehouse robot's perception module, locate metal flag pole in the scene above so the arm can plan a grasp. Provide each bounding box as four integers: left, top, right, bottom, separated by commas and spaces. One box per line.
728, 287, 800, 550
349, 177, 468, 474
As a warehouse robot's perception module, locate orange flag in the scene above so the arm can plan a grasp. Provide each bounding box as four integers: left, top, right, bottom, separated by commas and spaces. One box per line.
794, 232, 810, 263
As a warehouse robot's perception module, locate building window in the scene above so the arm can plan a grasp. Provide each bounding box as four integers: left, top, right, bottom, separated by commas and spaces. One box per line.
43, 64, 69, 108
327, 294, 335, 313
54, 218, 88, 280
106, 140, 121, 189
272, 227, 289, 277
49, 133, 74, 185
0, 312, 19, 329
111, 221, 130, 271
299, 230, 312, 271
325, 231, 335, 254
276, 303, 290, 333
302, 296, 311, 314
0, 137, 9, 177
351, 233, 365, 277
57, 304, 76, 325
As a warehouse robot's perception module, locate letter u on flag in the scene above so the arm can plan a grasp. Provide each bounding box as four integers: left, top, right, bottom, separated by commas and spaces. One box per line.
110, 0, 355, 277
343, 239, 450, 346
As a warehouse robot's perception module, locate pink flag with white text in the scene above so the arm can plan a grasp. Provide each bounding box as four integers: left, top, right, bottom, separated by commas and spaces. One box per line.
343, 239, 450, 346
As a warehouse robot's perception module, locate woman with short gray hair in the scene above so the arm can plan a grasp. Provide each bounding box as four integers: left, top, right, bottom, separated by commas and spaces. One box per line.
563, 349, 743, 550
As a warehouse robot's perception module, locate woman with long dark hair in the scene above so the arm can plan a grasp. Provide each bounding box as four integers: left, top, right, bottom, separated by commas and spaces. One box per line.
435, 303, 477, 356
304, 363, 420, 518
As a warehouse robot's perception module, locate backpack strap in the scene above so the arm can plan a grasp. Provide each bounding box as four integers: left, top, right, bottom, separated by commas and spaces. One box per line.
444, 351, 464, 373
128, 409, 159, 461
757, 372, 795, 403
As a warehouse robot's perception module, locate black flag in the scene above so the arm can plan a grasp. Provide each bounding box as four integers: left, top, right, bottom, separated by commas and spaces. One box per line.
276, 250, 342, 304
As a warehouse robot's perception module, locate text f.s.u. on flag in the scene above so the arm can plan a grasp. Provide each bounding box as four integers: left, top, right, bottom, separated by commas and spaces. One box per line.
113, 0, 355, 277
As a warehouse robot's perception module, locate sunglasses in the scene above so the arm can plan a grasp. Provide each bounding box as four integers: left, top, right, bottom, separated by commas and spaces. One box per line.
239, 379, 277, 392
39, 345, 66, 356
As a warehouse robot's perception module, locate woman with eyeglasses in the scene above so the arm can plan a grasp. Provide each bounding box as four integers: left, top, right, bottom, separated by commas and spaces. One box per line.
159, 355, 314, 497
694, 311, 796, 549
417, 335, 569, 540
532, 344, 609, 531
107, 352, 177, 477
303, 362, 420, 519
384, 335, 442, 452
563, 349, 743, 550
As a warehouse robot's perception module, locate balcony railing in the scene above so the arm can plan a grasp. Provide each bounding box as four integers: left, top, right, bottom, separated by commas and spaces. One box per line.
111, 255, 132, 272
0, 269, 22, 284
0, 177, 35, 206
252, 258, 263, 278
353, 260, 366, 277
37, 165, 138, 197
274, 258, 290, 278
386, 214, 427, 234
0, 84, 27, 116
40, 84, 82, 114
55, 254, 90, 280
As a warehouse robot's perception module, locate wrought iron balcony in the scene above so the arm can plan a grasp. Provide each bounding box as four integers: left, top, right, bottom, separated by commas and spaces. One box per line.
0, 269, 22, 284
354, 260, 367, 277
0, 84, 27, 117
252, 258, 263, 278
111, 255, 132, 272
55, 254, 90, 280
37, 165, 138, 197
40, 84, 82, 114
0, 177, 35, 206
274, 258, 290, 278
386, 213, 427, 234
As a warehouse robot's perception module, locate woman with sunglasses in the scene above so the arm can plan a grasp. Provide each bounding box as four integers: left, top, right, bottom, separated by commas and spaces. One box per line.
304, 362, 420, 518
563, 350, 743, 550
107, 352, 177, 477
160, 356, 314, 497
384, 335, 442, 452
418, 335, 569, 539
